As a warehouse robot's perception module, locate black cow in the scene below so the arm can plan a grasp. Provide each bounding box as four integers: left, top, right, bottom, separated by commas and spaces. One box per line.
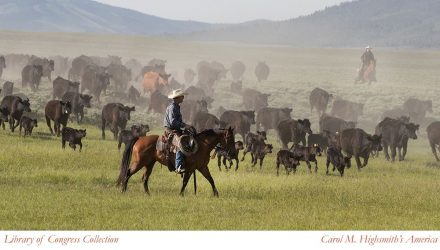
21, 65, 43, 91
338, 128, 382, 169
81, 65, 110, 103
290, 144, 322, 173
213, 141, 244, 171
0, 55, 5, 79
277, 119, 312, 149
2, 81, 13, 97
128, 86, 141, 104
61, 92, 92, 124
403, 98, 432, 123
256, 107, 292, 131
61, 127, 87, 152
53, 77, 80, 99
220, 110, 255, 140
375, 118, 418, 162
249, 141, 273, 169
19, 116, 38, 137
326, 146, 350, 177
230, 80, 242, 93
148, 90, 169, 114
117, 124, 150, 150
0, 95, 31, 132
330, 99, 364, 122
241, 131, 267, 162
45, 100, 72, 137
101, 103, 135, 140
427, 121, 440, 161
0, 106, 8, 129
307, 133, 329, 154
28, 56, 54, 82
276, 150, 300, 176
193, 112, 224, 132
319, 114, 356, 134
309, 88, 332, 116
242, 88, 270, 112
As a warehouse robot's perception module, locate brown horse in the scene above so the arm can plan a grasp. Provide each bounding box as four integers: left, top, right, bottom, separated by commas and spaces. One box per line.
355, 61, 376, 84
117, 127, 235, 196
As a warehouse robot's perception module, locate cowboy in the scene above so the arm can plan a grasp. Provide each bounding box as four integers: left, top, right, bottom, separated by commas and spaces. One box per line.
361, 45, 375, 70
164, 89, 192, 173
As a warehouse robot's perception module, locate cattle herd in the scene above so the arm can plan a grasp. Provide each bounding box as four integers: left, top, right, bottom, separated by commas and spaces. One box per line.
0, 53, 440, 180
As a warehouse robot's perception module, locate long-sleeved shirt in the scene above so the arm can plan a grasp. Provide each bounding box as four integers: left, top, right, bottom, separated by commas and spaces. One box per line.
164, 102, 186, 130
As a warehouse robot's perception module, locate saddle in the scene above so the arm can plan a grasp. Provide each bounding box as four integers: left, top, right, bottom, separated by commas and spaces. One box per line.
156, 130, 199, 172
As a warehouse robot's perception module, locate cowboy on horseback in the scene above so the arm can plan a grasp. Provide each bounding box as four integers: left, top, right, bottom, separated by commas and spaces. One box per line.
164, 89, 193, 174
356, 45, 377, 83
361, 45, 375, 70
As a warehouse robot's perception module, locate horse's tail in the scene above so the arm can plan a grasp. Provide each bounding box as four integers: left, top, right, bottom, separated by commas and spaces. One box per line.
117, 137, 139, 186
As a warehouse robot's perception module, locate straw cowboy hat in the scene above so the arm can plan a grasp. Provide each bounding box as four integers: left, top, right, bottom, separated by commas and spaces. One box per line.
168, 89, 188, 99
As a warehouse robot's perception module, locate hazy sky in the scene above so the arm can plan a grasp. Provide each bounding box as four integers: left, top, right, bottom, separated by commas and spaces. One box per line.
94, 0, 350, 23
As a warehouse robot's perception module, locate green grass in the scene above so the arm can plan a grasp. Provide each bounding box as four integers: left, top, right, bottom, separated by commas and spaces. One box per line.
1, 31, 440, 229
1, 124, 440, 230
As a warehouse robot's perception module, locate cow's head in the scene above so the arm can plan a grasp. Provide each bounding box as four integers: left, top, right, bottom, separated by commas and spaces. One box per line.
243, 111, 256, 124
264, 144, 273, 154
367, 134, 383, 152
60, 101, 72, 115
235, 141, 244, 150
18, 98, 32, 112
79, 94, 93, 108
298, 119, 312, 134
404, 123, 419, 140
76, 129, 87, 139
281, 108, 293, 119
257, 130, 267, 141
312, 143, 322, 156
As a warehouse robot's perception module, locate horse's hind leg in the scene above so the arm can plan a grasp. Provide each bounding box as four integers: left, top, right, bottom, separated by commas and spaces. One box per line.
142, 164, 155, 195
179, 172, 193, 196
122, 161, 143, 192
198, 165, 219, 197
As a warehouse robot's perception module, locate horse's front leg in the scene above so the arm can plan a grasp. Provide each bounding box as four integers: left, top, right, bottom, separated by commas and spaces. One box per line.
198, 165, 219, 197
179, 171, 193, 196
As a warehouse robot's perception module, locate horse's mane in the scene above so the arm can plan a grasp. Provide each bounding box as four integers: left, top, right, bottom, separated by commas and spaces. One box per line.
196, 129, 217, 137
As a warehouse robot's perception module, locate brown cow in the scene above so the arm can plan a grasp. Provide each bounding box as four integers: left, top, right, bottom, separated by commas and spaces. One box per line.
277, 119, 312, 149
107, 62, 132, 92
255, 62, 270, 82
220, 110, 255, 140
192, 112, 224, 132
309, 88, 332, 117
0, 55, 5, 79
230, 61, 246, 80
319, 114, 356, 134
101, 103, 135, 140
148, 90, 170, 114
53, 76, 80, 99
80, 65, 111, 103
242, 88, 269, 112
0, 95, 31, 132
403, 98, 432, 123
141, 71, 170, 94
45, 100, 72, 137
427, 121, 440, 161
61, 92, 92, 124
330, 99, 364, 122
128, 86, 141, 104
2, 81, 13, 97
256, 107, 292, 131
21, 65, 43, 91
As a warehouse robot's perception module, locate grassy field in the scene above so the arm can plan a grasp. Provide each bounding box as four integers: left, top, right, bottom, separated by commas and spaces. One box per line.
1, 31, 440, 230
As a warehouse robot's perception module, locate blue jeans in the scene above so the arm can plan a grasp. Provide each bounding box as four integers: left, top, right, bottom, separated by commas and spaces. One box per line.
176, 151, 184, 169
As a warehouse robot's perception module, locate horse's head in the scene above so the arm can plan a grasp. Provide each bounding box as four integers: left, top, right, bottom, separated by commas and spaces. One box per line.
220, 127, 235, 151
